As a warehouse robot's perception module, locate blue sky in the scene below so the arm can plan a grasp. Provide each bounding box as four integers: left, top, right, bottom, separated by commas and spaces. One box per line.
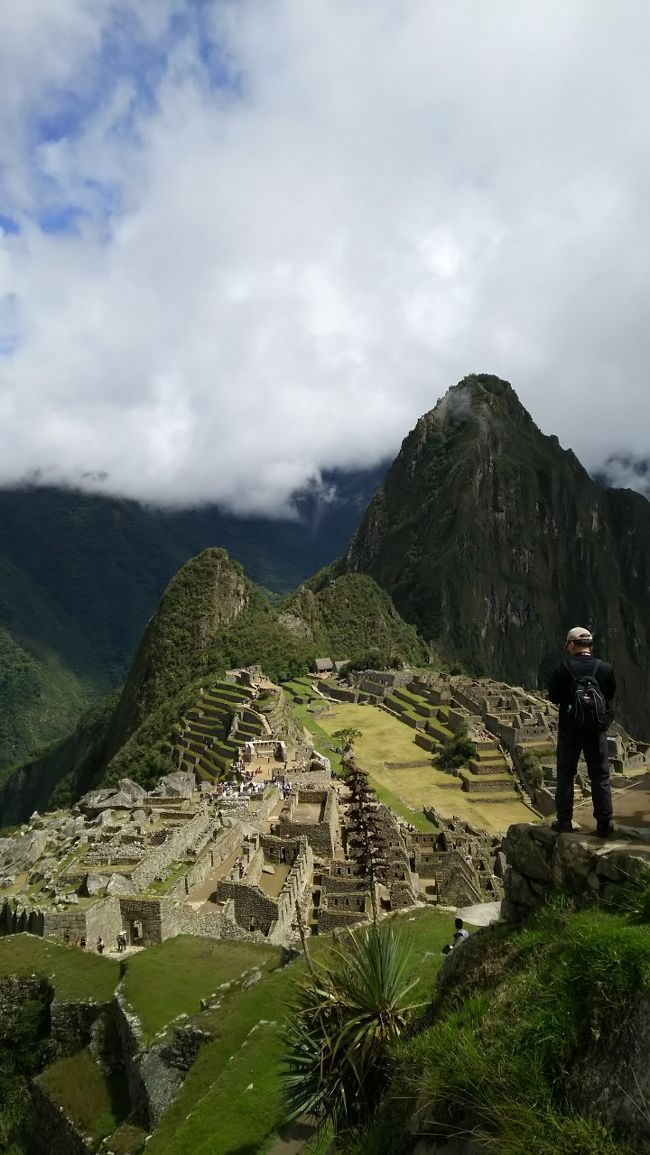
1, 0, 649, 513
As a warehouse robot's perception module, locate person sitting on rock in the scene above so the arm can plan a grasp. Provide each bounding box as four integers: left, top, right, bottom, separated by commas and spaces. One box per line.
548, 626, 616, 838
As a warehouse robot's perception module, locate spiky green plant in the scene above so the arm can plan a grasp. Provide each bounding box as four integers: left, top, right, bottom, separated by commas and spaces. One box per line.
283, 924, 423, 1142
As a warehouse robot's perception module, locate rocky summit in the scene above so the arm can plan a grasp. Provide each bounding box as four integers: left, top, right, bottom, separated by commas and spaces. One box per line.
344, 373, 650, 734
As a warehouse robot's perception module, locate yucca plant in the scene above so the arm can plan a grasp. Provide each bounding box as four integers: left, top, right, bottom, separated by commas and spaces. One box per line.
283, 923, 423, 1142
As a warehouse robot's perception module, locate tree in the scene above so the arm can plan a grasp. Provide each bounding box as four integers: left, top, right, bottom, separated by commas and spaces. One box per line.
332, 727, 362, 755
519, 751, 543, 790
436, 734, 476, 770
283, 924, 421, 1141
342, 754, 388, 923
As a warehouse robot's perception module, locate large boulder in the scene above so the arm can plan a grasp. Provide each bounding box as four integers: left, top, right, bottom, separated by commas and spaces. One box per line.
158, 772, 196, 799
118, 778, 148, 801
23, 831, 49, 867
77, 788, 115, 814
106, 874, 134, 897
81, 872, 110, 897
97, 791, 134, 811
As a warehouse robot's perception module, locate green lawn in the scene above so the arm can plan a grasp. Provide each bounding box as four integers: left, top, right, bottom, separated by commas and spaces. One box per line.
38, 1047, 130, 1141
316, 703, 534, 835
122, 935, 279, 1041
0, 933, 119, 1002
286, 694, 438, 830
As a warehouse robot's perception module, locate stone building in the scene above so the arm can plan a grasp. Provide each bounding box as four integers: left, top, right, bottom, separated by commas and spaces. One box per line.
275, 787, 341, 859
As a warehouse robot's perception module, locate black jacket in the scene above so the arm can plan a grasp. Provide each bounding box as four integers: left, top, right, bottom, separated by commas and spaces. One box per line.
548, 654, 616, 731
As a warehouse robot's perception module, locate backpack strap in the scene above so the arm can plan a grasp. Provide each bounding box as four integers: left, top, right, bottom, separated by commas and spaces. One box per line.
563, 656, 600, 681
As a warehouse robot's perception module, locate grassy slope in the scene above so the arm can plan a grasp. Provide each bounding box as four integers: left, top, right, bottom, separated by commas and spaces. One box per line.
144, 910, 458, 1155
0, 557, 107, 781
359, 904, 650, 1155
283, 685, 438, 832
37, 1047, 130, 1142
0, 691, 118, 826
122, 936, 279, 1042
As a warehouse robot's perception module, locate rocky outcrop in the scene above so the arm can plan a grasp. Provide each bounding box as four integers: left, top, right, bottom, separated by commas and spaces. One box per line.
575, 994, 650, 1141
501, 823, 650, 922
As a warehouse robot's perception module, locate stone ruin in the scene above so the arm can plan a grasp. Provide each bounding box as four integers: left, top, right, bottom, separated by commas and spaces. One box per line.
0, 667, 516, 954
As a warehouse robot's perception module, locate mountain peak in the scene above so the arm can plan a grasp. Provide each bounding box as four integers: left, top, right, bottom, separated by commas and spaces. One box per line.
426, 374, 534, 439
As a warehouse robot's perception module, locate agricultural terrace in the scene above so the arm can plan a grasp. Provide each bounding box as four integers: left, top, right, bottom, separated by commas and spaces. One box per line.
316, 702, 535, 835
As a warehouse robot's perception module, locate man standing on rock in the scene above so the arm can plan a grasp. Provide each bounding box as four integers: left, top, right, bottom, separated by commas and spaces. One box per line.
548, 626, 616, 837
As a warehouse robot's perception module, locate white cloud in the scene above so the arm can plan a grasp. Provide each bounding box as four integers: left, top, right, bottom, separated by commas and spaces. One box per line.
1, 0, 650, 513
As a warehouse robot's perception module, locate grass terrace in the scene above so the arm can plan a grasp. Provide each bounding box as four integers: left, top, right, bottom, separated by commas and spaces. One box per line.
38, 1047, 130, 1143
122, 935, 279, 1042
0, 933, 119, 1002
316, 703, 534, 835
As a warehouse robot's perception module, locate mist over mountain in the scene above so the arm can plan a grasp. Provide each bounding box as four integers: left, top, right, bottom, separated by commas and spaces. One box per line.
594, 453, 650, 499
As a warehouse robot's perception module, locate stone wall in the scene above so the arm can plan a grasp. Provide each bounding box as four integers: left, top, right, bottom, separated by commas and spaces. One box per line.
139, 1022, 212, 1128
130, 809, 221, 890
160, 898, 268, 944
41, 909, 87, 942
49, 997, 113, 1058
277, 788, 339, 857
321, 860, 370, 895
260, 834, 302, 866
425, 851, 483, 906
269, 837, 313, 943
273, 767, 332, 790
317, 681, 357, 703
85, 896, 123, 948
502, 823, 650, 923
214, 879, 279, 934
166, 823, 243, 900
29, 1080, 88, 1155
318, 891, 372, 932
0, 973, 52, 1040
119, 897, 164, 946
114, 988, 148, 1123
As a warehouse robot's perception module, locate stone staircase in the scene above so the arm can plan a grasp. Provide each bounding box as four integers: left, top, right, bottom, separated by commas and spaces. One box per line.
459, 743, 520, 801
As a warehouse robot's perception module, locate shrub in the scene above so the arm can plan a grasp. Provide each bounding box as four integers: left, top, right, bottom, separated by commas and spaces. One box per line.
436, 734, 476, 770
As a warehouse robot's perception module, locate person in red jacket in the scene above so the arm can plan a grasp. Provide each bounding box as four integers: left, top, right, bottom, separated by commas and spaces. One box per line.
548, 626, 616, 837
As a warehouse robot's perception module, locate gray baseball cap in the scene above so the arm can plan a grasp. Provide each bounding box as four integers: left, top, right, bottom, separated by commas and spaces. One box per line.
566, 626, 593, 644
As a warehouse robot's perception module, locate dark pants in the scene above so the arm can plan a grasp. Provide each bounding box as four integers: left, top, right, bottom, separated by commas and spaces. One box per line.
555, 729, 613, 826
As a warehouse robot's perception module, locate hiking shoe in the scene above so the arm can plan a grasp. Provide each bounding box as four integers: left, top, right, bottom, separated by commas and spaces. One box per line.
551, 820, 573, 833
595, 822, 616, 839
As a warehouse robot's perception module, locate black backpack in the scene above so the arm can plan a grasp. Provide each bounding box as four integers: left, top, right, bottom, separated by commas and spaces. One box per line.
563, 658, 607, 733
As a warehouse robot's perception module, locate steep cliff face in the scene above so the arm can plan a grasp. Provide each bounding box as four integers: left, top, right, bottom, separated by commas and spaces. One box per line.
345, 375, 650, 734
